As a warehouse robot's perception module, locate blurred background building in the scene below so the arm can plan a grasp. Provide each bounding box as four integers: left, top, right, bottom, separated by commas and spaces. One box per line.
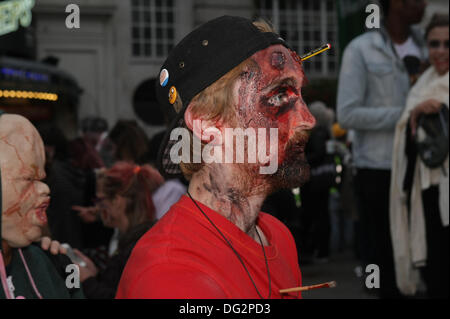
1, 0, 447, 138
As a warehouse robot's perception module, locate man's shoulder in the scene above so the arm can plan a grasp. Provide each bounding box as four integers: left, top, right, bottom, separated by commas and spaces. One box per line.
117, 257, 227, 298
117, 201, 227, 297
259, 212, 296, 245
126, 199, 201, 264
346, 30, 383, 51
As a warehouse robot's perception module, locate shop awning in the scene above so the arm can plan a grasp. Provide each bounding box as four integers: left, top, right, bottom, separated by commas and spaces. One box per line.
0, 56, 82, 105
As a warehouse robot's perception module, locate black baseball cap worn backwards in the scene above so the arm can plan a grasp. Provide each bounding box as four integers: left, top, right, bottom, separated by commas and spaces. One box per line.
156, 15, 288, 177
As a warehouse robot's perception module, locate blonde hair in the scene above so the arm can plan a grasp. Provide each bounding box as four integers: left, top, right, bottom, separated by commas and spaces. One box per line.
179, 19, 275, 179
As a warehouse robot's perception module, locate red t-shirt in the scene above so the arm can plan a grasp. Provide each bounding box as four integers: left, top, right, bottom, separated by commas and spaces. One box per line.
116, 195, 302, 299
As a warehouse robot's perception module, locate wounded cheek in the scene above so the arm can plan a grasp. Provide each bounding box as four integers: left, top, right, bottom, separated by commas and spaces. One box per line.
3, 202, 21, 216
18, 212, 36, 237
1, 134, 43, 217
4, 186, 34, 217
276, 119, 291, 148
237, 73, 267, 127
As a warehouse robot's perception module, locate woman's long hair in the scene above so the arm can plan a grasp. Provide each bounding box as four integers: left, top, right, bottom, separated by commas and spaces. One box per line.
99, 162, 164, 230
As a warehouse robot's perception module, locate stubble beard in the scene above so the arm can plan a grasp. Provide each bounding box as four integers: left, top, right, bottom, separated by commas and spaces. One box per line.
266, 132, 311, 192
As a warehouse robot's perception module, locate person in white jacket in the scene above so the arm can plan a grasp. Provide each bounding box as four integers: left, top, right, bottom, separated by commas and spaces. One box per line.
390, 13, 449, 298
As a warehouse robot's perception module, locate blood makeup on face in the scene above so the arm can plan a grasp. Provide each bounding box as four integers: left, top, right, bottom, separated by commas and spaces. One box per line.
271, 51, 286, 70
237, 47, 312, 149
261, 85, 299, 117
4, 154, 45, 216
234, 45, 315, 188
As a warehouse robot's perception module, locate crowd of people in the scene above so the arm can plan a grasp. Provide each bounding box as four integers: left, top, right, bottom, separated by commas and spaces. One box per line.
337, 0, 448, 298
0, 115, 187, 298
0, 0, 448, 300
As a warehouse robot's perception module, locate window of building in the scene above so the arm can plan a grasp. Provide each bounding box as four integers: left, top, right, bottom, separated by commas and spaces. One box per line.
256, 0, 339, 77
131, 0, 175, 58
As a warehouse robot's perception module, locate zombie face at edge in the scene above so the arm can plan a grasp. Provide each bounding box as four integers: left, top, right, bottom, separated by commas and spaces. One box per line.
0, 115, 50, 248
232, 44, 316, 189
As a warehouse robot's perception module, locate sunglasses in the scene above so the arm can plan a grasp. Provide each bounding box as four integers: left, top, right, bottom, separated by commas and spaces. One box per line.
428, 40, 449, 49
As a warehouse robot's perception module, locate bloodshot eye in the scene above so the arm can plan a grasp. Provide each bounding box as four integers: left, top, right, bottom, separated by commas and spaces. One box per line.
268, 91, 289, 106
266, 86, 298, 107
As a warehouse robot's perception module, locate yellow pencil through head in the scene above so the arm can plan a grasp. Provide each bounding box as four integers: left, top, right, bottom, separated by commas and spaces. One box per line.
300, 43, 331, 61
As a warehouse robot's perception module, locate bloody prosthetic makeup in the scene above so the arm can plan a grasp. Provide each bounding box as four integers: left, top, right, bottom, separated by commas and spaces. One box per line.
188, 45, 315, 238
0, 115, 50, 251
233, 44, 315, 190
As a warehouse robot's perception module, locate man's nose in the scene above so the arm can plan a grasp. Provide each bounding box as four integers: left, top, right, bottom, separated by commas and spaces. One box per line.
289, 101, 316, 134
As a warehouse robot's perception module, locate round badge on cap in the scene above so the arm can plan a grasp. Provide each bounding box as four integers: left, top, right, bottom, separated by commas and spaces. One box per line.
159, 69, 169, 87
168, 86, 177, 104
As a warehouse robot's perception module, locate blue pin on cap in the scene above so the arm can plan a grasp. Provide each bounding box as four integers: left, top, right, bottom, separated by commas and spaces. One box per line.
159, 69, 169, 87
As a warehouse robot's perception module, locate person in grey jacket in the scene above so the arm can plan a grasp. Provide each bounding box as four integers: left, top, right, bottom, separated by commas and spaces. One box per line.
337, 0, 427, 298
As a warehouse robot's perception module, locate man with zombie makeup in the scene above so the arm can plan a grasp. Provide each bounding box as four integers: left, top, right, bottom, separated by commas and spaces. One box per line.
337, 0, 427, 298
0, 112, 84, 299
116, 16, 316, 299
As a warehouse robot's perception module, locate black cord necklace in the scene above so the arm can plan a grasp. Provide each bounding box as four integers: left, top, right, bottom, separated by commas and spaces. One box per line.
187, 191, 271, 299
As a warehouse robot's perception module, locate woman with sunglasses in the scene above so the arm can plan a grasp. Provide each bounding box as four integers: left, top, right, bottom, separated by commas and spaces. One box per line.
390, 14, 449, 298
72, 162, 164, 298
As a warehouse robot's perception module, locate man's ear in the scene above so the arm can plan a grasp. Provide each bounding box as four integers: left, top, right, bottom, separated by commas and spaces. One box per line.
184, 104, 195, 132
184, 104, 224, 144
